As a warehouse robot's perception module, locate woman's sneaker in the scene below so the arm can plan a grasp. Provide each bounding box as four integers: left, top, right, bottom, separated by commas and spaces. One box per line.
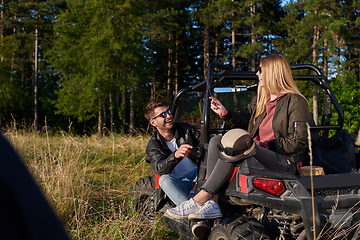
165, 198, 200, 219
188, 200, 222, 221
191, 220, 211, 238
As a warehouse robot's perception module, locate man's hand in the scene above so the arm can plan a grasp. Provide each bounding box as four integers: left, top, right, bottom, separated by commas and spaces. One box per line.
175, 144, 193, 158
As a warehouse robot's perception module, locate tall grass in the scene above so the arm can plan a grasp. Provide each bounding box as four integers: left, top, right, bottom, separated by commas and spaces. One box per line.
4, 129, 179, 240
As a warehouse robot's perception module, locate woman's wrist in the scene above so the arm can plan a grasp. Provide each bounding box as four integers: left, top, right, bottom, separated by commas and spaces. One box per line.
219, 109, 228, 118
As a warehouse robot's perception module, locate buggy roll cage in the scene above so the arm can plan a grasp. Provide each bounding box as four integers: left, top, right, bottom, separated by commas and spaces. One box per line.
172, 62, 344, 145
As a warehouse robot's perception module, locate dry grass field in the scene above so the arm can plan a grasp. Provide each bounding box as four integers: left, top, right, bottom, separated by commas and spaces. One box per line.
4, 129, 180, 240
6, 127, 359, 240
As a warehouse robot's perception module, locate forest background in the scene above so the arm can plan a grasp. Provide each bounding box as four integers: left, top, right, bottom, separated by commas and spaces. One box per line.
0, 0, 359, 138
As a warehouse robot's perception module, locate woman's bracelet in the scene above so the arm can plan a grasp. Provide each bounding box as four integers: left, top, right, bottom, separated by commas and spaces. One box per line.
219, 109, 228, 118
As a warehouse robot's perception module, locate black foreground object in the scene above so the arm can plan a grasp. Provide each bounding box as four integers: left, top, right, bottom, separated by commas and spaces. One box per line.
0, 133, 71, 240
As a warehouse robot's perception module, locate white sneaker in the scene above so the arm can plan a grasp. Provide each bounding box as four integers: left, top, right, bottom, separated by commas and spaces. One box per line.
165, 198, 200, 219
188, 200, 222, 221
191, 220, 211, 238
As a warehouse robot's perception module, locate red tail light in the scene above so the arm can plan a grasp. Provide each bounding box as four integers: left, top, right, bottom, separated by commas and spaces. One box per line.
253, 178, 285, 197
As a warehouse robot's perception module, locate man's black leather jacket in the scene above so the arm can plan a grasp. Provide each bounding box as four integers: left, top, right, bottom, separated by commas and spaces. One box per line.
145, 122, 201, 176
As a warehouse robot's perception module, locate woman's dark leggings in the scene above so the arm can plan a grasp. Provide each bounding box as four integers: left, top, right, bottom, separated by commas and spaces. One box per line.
201, 135, 296, 195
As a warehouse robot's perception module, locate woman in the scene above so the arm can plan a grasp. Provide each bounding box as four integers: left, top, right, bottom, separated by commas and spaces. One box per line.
165, 55, 311, 226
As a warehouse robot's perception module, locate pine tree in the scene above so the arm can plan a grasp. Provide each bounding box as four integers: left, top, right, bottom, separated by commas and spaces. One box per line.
278, 0, 359, 133
47, 0, 146, 135
195, 0, 285, 74
0, 0, 66, 128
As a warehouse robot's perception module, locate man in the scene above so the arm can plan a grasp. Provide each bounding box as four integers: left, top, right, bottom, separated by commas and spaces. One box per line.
145, 100, 212, 238
144, 100, 200, 206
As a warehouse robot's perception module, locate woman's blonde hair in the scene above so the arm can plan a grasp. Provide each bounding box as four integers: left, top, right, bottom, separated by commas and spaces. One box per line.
254, 55, 306, 121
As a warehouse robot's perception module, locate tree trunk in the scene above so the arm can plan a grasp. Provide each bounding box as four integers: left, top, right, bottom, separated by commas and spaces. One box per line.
312, 22, 320, 125
121, 91, 126, 135
1, 0, 3, 63
33, 26, 39, 131
250, 3, 256, 71
232, 28, 236, 70
167, 34, 173, 100
231, 14, 239, 111
129, 87, 135, 136
203, 25, 209, 80
102, 103, 106, 129
312, 86, 318, 124
231, 0, 236, 71
151, 59, 156, 99
109, 92, 114, 133
323, 39, 328, 76
97, 103, 103, 136
82, 120, 87, 135
215, 34, 219, 62
11, 16, 16, 82
174, 37, 178, 97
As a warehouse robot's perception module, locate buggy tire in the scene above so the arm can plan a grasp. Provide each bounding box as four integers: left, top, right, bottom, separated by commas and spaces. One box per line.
208, 215, 270, 240
129, 176, 156, 221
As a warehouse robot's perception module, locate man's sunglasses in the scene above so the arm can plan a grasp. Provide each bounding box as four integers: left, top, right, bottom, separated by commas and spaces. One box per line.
217, 141, 252, 157
152, 109, 173, 119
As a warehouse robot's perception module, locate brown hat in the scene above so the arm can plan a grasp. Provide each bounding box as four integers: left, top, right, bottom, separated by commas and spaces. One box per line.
217, 129, 257, 162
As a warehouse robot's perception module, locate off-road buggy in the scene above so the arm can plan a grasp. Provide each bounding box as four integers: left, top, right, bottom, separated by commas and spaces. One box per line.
131, 62, 360, 240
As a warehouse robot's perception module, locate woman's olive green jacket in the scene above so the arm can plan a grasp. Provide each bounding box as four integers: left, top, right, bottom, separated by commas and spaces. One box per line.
223, 93, 312, 163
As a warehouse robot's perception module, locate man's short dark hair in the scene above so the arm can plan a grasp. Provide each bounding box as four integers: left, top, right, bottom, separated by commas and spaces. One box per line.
144, 100, 169, 121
